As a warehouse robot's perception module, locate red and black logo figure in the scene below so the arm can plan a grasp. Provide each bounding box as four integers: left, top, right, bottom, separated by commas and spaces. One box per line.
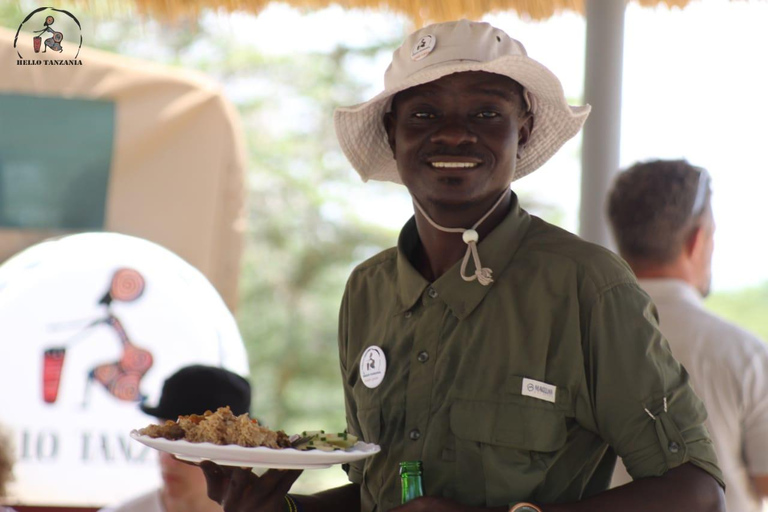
13, 7, 83, 60
33, 15, 63, 53
42, 268, 155, 406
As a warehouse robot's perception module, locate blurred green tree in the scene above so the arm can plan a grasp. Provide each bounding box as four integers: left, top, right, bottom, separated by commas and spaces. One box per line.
231, 45, 401, 433
707, 284, 768, 342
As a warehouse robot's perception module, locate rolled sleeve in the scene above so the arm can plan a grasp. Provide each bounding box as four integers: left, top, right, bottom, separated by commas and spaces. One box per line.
585, 283, 723, 487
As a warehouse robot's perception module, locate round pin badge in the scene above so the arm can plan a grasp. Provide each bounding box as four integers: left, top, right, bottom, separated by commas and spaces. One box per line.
411, 34, 436, 61
360, 345, 387, 389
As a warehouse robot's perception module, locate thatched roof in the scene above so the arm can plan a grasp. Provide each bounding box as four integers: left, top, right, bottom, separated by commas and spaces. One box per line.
87, 0, 708, 23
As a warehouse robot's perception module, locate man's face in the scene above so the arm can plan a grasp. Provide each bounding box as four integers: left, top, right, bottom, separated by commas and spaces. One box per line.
158, 441, 208, 501
385, 71, 532, 210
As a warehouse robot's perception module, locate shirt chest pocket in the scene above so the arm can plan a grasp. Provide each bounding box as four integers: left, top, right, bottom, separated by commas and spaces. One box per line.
447, 400, 568, 506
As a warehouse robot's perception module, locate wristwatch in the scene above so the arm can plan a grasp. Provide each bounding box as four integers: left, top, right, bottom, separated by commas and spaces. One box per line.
509, 503, 543, 512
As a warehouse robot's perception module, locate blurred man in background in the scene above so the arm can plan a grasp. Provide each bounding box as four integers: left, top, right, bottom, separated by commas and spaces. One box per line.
607, 159, 768, 512
100, 365, 252, 512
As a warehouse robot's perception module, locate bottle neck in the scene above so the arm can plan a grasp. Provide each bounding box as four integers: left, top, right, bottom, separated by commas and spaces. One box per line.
399, 461, 423, 475
400, 461, 424, 504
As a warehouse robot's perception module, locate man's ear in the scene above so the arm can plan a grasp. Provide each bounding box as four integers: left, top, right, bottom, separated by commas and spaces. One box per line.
684, 224, 705, 260
384, 111, 396, 154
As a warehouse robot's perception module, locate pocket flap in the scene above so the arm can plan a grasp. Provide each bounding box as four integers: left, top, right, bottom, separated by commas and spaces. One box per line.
450, 400, 567, 452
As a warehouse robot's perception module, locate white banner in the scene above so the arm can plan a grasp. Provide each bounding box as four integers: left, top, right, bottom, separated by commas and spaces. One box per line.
0, 233, 249, 506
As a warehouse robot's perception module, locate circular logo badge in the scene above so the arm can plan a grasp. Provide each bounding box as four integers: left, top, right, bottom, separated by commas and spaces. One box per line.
14, 7, 83, 60
411, 35, 436, 61
360, 345, 387, 389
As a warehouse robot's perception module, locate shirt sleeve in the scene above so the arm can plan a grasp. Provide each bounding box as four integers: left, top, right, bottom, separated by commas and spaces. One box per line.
338, 282, 364, 485
742, 343, 768, 475
584, 282, 724, 487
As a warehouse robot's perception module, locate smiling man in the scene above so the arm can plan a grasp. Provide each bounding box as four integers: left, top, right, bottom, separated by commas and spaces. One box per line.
200, 20, 725, 512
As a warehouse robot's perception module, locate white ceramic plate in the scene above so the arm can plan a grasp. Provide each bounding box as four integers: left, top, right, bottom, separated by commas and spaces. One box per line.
130, 431, 381, 469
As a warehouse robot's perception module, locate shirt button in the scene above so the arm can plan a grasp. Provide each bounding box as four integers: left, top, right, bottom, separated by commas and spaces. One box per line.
404, 311, 412, 319
428, 287, 438, 299
668, 441, 680, 454
417, 351, 429, 363
409, 429, 421, 441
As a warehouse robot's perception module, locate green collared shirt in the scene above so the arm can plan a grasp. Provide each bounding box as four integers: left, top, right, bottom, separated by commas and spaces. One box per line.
339, 195, 723, 511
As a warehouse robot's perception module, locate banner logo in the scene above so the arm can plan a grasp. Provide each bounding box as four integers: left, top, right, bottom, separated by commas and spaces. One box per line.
42, 268, 155, 407
13, 6, 83, 65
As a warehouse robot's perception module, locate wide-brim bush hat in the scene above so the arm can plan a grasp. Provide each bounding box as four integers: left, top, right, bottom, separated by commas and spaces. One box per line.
334, 19, 591, 184
140, 364, 251, 419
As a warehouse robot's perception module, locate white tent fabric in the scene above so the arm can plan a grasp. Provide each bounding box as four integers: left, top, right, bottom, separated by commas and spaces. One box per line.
0, 26, 247, 311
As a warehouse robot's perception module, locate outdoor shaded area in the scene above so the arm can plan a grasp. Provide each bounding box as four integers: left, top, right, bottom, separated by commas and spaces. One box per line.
1, 0, 768, 507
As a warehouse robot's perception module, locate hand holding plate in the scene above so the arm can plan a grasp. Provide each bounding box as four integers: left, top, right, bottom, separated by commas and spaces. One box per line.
201, 461, 302, 512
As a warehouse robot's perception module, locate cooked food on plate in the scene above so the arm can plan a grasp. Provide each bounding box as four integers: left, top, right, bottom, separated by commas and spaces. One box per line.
291, 430, 358, 451
139, 406, 290, 448
137, 406, 358, 451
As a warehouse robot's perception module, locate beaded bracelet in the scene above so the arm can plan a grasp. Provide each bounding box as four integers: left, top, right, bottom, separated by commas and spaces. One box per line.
284, 494, 304, 512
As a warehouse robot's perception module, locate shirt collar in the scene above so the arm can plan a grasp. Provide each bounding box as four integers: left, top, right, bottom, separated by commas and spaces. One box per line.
395, 192, 531, 319
637, 278, 704, 307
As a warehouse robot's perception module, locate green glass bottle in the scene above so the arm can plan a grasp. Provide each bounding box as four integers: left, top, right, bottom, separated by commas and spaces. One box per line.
399, 460, 425, 503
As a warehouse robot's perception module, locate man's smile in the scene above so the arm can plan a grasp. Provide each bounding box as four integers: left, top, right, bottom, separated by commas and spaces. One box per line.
429, 161, 479, 169
426, 155, 483, 170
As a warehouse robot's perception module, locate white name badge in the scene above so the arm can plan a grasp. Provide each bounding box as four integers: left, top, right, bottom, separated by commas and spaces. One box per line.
360, 345, 387, 389
522, 378, 557, 403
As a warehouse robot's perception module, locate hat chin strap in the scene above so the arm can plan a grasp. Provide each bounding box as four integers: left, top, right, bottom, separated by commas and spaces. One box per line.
412, 191, 507, 286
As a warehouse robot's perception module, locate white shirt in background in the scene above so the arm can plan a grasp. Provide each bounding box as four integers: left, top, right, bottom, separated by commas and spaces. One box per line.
98, 489, 163, 512
611, 278, 768, 512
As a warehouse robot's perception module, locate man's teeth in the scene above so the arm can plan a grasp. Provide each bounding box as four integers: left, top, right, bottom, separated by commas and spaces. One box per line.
430, 162, 478, 168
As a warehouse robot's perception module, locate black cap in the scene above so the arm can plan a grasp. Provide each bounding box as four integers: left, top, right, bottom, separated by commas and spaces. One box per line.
140, 365, 252, 419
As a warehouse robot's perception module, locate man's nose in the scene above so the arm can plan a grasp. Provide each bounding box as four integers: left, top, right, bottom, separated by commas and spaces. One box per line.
430, 119, 477, 146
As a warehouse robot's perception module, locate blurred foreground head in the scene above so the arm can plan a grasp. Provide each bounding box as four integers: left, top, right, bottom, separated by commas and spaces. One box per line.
0, 423, 14, 498
140, 366, 251, 507
607, 159, 715, 296
140, 365, 251, 420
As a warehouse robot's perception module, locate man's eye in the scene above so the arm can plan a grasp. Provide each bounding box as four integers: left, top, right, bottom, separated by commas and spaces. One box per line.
413, 112, 436, 119
476, 111, 499, 119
